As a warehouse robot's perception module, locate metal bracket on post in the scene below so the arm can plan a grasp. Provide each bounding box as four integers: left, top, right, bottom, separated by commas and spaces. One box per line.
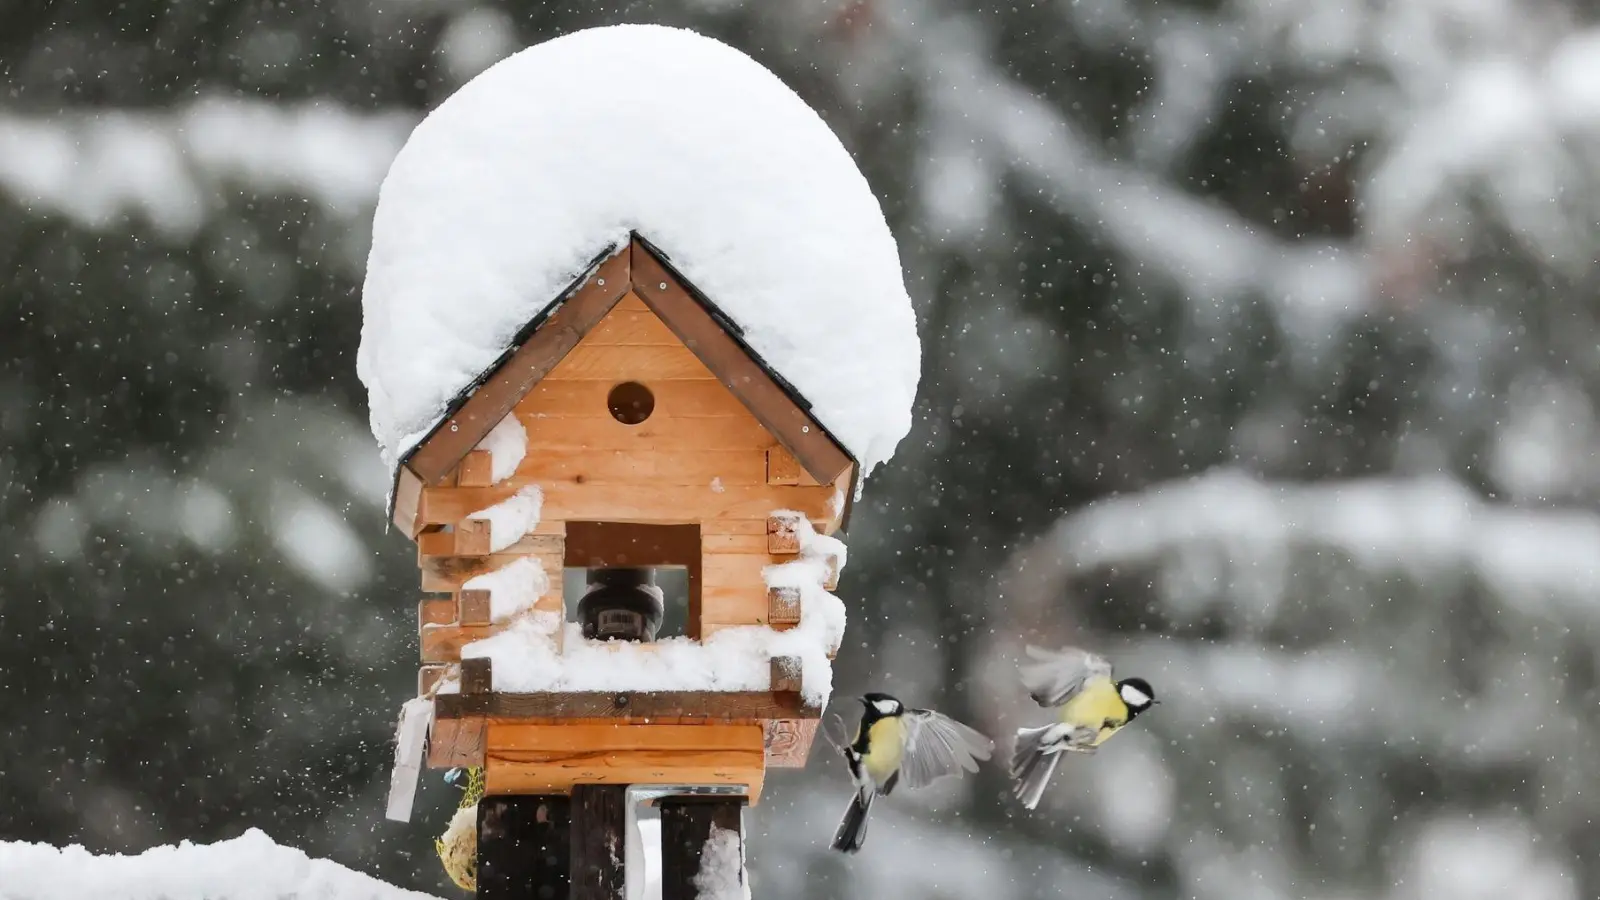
656, 791, 749, 900
624, 786, 750, 900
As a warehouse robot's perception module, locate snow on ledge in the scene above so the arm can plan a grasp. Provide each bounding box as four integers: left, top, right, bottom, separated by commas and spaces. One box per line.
0, 828, 443, 900
692, 825, 750, 900
464, 512, 846, 708
467, 485, 543, 553
475, 414, 526, 484
462, 556, 550, 623
357, 24, 920, 483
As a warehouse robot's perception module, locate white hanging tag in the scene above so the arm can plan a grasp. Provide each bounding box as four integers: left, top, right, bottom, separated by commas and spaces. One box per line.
384, 697, 435, 822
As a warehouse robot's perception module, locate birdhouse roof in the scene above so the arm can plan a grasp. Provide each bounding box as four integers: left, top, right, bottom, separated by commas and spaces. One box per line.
357, 24, 921, 497
392, 234, 857, 507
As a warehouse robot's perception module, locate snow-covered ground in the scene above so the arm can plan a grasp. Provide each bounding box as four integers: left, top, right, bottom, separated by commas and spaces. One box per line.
0, 829, 443, 900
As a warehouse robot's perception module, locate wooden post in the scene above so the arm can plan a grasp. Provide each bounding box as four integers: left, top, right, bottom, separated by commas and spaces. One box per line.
570, 785, 628, 900
477, 795, 570, 900
658, 797, 746, 900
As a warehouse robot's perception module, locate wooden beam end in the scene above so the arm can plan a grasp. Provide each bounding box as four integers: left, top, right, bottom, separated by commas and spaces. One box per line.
767, 587, 801, 627
461, 656, 493, 695
770, 656, 803, 694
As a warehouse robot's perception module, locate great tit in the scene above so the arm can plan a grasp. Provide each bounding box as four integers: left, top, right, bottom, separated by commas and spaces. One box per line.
1010, 645, 1157, 810
435, 766, 484, 891
830, 692, 994, 853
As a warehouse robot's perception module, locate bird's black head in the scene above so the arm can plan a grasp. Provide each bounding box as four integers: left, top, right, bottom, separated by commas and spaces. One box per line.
444, 767, 468, 790
858, 692, 904, 721
1116, 678, 1157, 718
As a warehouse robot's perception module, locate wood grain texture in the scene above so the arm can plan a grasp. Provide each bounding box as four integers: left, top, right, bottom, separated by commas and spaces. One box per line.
544, 343, 717, 382
457, 450, 493, 488
458, 589, 492, 627
767, 587, 801, 627
630, 241, 852, 488
427, 714, 486, 768
392, 465, 425, 537
435, 691, 819, 722
659, 799, 745, 900
406, 246, 631, 486
522, 379, 759, 419
766, 515, 800, 554
485, 757, 765, 800
509, 449, 767, 487
418, 543, 562, 592
701, 554, 774, 590
488, 724, 762, 752
419, 597, 455, 628
770, 657, 803, 694
701, 533, 770, 554
570, 785, 627, 900
419, 483, 838, 527
763, 718, 820, 768
765, 447, 819, 486
477, 795, 569, 900
417, 520, 494, 557
519, 412, 776, 452
700, 584, 769, 626
421, 623, 497, 663
584, 305, 683, 345
461, 657, 493, 695
483, 726, 766, 798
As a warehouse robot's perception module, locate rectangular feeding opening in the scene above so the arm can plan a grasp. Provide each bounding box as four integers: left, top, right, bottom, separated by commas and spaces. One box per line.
562, 522, 702, 641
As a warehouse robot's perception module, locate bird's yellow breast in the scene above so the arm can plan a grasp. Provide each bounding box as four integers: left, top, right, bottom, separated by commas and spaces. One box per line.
863, 716, 905, 782
1060, 678, 1130, 746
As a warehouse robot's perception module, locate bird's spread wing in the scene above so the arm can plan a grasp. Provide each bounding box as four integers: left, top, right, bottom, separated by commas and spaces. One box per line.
823, 710, 851, 753
1019, 645, 1113, 707
897, 709, 995, 790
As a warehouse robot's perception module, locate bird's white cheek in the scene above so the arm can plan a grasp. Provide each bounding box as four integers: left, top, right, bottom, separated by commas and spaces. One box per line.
1120, 686, 1151, 707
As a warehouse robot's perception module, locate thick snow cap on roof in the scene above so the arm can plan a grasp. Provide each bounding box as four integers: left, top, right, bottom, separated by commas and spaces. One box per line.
358, 24, 920, 481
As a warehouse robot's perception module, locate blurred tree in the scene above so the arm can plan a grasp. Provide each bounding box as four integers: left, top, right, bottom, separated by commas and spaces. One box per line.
3, 0, 1598, 898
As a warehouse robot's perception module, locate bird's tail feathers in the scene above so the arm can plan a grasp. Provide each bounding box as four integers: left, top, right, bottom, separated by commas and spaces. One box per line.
1010, 725, 1063, 811
830, 788, 874, 853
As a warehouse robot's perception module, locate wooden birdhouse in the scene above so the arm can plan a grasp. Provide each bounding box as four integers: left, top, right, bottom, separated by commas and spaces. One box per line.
389, 235, 855, 807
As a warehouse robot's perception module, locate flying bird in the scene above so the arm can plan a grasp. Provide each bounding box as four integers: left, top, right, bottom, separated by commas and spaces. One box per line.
831, 692, 994, 853
1010, 645, 1157, 810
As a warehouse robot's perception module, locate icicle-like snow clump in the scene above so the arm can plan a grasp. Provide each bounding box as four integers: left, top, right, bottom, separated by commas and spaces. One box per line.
467, 485, 542, 553
464, 510, 848, 708
461, 557, 551, 624
0, 828, 442, 900
475, 413, 526, 483
358, 24, 919, 482
692, 825, 750, 900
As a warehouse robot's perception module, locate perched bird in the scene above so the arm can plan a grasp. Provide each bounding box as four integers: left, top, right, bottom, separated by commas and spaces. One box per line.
435, 766, 484, 891
1010, 645, 1157, 809
831, 692, 994, 853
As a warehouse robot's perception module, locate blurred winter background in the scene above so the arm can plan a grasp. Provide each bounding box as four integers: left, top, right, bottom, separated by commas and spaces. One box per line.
3, 0, 1598, 897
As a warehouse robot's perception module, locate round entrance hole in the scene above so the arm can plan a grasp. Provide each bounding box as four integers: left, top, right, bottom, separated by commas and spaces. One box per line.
607, 381, 655, 425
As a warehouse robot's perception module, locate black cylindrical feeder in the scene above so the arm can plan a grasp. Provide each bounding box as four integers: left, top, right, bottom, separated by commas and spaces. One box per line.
577, 567, 665, 642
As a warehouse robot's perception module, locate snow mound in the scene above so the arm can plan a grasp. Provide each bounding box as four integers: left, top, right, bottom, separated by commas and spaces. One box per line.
358, 24, 920, 481
0, 828, 442, 900
692, 825, 750, 900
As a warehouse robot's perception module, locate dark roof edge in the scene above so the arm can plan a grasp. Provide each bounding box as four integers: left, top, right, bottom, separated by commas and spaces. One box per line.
384, 241, 624, 525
